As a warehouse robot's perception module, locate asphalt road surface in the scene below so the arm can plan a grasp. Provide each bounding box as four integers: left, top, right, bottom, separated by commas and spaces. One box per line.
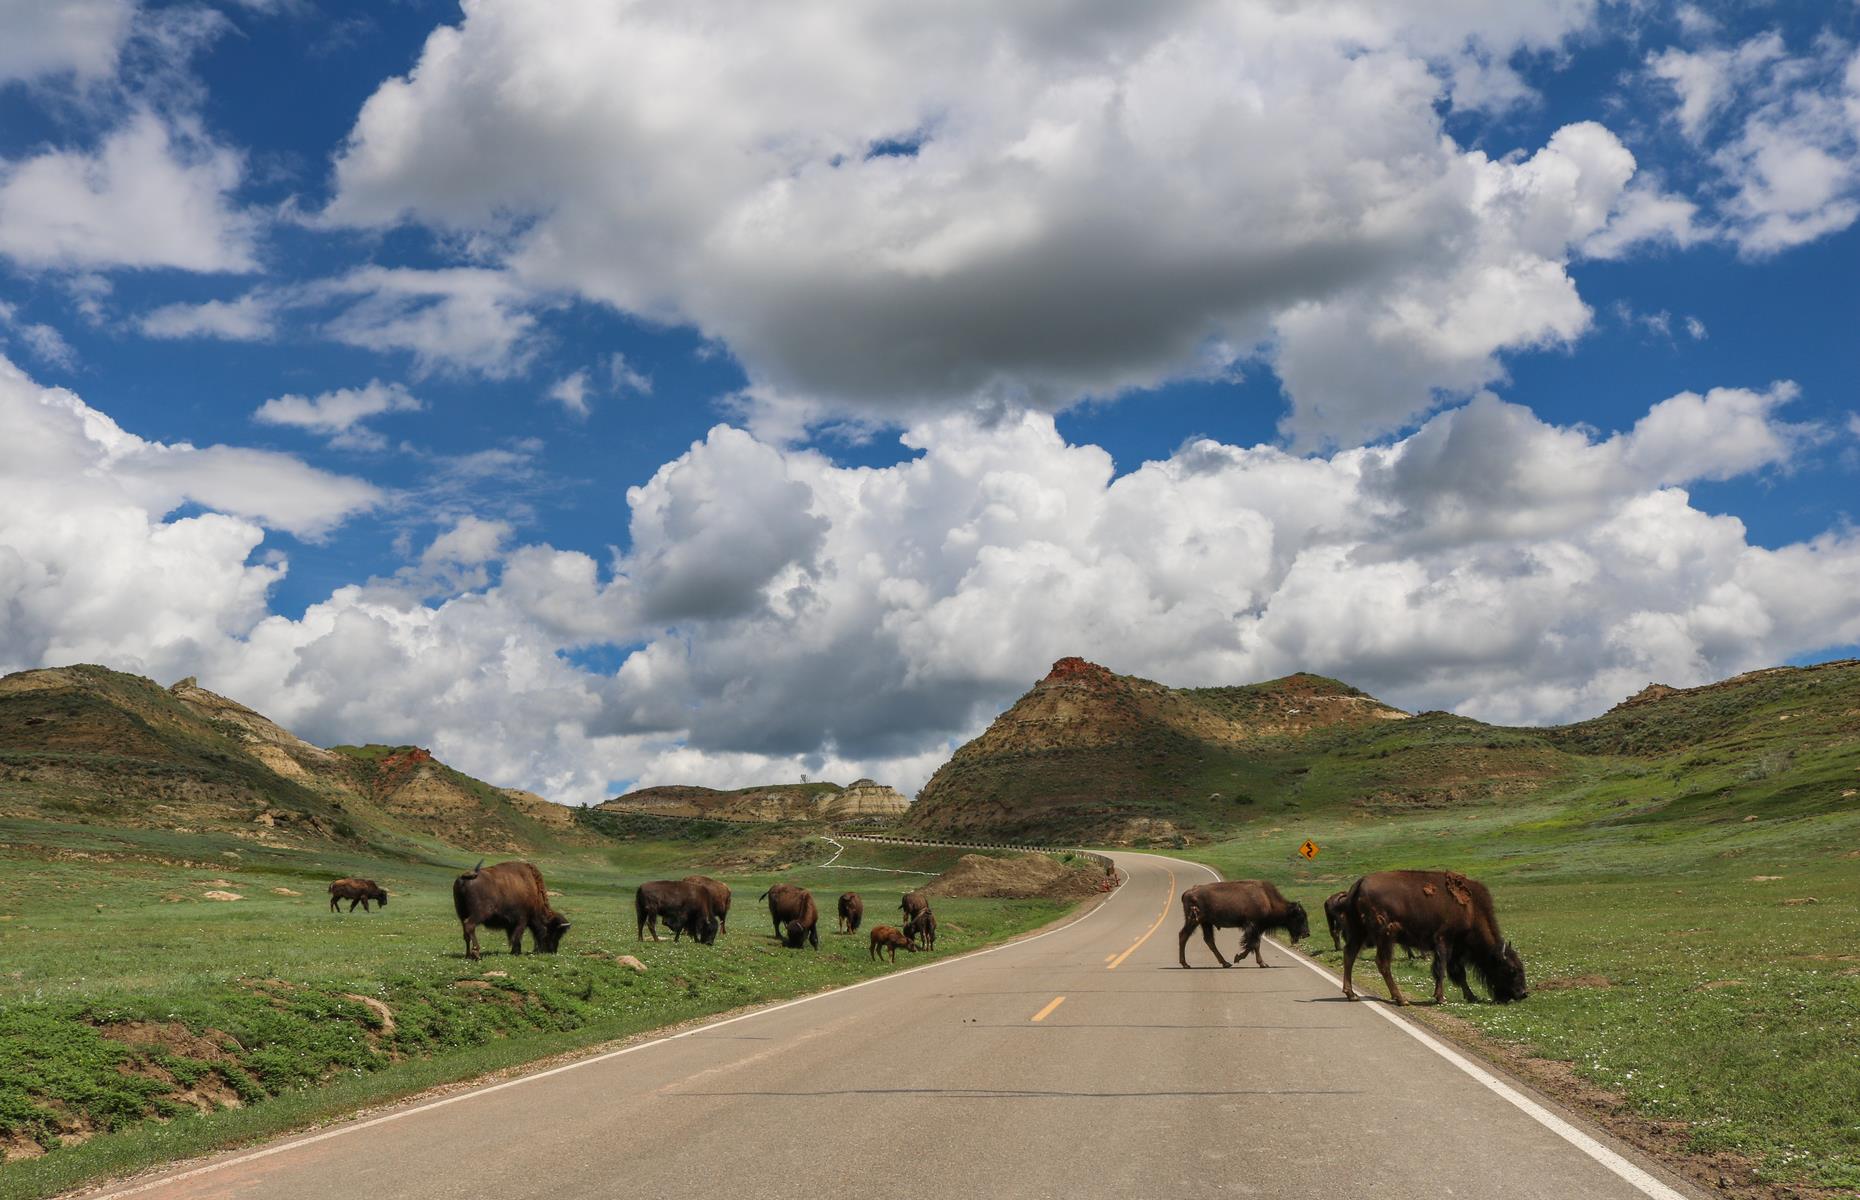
88, 852, 1701, 1200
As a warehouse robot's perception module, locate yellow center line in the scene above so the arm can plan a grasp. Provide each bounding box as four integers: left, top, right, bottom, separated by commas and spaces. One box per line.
1031, 995, 1066, 1022
1106, 868, 1176, 971
1103, 952, 1117, 963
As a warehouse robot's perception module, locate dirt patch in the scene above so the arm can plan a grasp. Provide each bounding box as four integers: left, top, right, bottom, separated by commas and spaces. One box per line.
1697, 979, 1747, 990
1534, 974, 1614, 991
1419, 1009, 1851, 1200
924, 853, 1105, 900
1780, 897, 1818, 906
96, 1020, 236, 1062
270, 887, 301, 896
202, 890, 242, 902
1748, 875, 1784, 882
614, 955, 647, 973
342, 994, 396, 1034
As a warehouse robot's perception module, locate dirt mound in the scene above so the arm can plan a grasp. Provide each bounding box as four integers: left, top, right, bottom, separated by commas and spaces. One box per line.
924, 853, 1105, 900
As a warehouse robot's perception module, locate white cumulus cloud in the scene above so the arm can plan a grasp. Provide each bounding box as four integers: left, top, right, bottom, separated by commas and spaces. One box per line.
252, 379, 423, 451
323, 0, 1663, 445
0, 111, 257, 273
0, 0, 136, 85
7, 355, 1858, 807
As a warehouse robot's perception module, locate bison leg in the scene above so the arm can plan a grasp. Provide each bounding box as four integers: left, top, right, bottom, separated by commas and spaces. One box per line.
809, 925, 819, 951
1376, 937, 1407, 1005
1341, 936, 1360, 1000
329, 896, 339, 913
1445, 946, 1477, 1003
507, 926, 524, 955
1244, 925, 1268, 968
1200, 921, 1231, 968
462, 918, 481, 961
1431, 937, 1449, 1004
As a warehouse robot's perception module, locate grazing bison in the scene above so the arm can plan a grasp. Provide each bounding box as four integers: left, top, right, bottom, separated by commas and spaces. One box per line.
838, 891, 864, 933
1323, 890, 1349, 950
869, 925, 916, 963
636, 880, 720, 945
328, 877, 388, 913
1339, 870, 1527, 1006
682, 875, 732, 934
759, 883, 819, 949
900, 890, 929, 925
452, 861, 571, 961
905, 907, 937, 952
1177, 880, 1309, 969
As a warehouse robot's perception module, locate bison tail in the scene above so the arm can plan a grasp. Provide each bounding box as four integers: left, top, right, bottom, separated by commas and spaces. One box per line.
757, 888, 772, 901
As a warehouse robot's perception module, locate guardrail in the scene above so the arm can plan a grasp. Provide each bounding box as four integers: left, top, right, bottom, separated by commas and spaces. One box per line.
835, 834, 1118, 878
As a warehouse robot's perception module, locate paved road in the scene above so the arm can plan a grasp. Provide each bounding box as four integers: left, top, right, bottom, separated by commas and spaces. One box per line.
90, 853, 1699, 1200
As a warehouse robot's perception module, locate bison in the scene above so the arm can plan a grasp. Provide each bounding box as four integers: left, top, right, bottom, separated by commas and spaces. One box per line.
1177, 880, 1309, 969
838, 891, 864, 933
682, 875, 732, 935
905, 907, 937, 952
452, 860, 571, 961
328, 877, 387, 913
900, 890, 929, 925
636, 880, 720, 945
1338, 869, 1527, 1006
759, 883, 819, 949
869, 925, 916, 963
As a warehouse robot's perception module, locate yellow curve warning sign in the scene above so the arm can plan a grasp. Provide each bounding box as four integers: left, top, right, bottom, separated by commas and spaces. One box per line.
1298, 839, 1320, 860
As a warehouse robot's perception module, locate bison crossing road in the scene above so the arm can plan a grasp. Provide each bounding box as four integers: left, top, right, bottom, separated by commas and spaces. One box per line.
115, 851, 1693, 1200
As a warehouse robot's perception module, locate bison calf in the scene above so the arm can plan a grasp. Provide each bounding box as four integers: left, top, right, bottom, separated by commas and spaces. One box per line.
869, 925, 916, 964
760, 883, 819, 950
905, 907, 937, 952
1178, 880, 1308, 968
1338, 869, 1527, 1006
838, 891, 864, 933
328, 878, 387, 913
453, 861, 571, 961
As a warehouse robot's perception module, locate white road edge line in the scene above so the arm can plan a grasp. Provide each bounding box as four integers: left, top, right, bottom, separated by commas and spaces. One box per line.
86, 870, 1129, 1200
1169, 855, 1692, 1200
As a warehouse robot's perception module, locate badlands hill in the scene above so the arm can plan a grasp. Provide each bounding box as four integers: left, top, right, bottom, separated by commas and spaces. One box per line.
597, 777, 910, 823
0, 665, 591, 857
905, 656, 1860, 843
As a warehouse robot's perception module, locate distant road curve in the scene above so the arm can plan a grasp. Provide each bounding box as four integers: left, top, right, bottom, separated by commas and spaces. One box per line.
83, 852, 1699, 1200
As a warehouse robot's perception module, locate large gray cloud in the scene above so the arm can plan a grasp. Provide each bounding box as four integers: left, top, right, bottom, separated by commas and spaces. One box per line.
325, 0, 1688, 445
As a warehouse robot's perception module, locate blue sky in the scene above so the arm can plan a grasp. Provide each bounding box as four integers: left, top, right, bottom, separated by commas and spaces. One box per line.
2, 0, 1857, 803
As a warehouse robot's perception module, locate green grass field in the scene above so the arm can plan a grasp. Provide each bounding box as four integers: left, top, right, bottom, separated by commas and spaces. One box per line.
1176, 774, 1860, 1192
0, 819, 1069, 1199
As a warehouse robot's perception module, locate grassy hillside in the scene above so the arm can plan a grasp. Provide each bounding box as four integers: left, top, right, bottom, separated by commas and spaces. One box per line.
908, 656, 1860, 846
0, 665, 595, 860
0, 817, 1069, 1198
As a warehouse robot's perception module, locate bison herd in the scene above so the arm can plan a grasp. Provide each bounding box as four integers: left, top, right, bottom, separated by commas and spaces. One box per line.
331, 857, 1526, 1006
329, 862, 943, 968
1178, 869, 1528, 1006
